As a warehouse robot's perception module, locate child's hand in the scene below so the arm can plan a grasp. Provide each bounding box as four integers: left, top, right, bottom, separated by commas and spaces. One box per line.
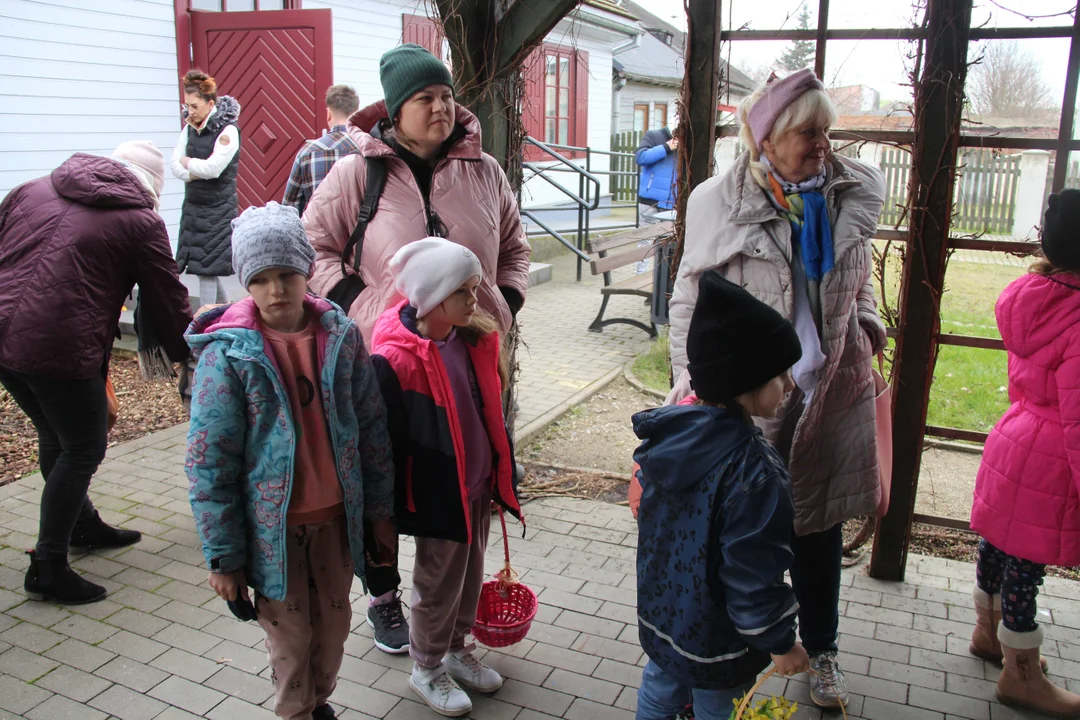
369, 517, 398, 567
770, 642, 810, 677
208, 570, 248, 602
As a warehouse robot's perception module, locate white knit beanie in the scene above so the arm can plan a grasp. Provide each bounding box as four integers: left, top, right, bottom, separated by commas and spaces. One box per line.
112, 140, 165, 198
389, 238, 483, 318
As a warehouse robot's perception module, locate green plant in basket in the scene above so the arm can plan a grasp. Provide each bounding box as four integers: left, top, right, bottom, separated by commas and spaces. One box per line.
727, 693, 797, 720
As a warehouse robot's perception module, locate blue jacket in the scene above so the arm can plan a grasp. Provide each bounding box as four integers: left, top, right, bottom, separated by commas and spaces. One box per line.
636, 128, 677, 209
184, 295, 395, 601
633, 403, 798, 690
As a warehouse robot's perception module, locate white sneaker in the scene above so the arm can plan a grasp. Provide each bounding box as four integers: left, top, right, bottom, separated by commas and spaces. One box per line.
410, 663, 473, 717
445, 645, 504, 693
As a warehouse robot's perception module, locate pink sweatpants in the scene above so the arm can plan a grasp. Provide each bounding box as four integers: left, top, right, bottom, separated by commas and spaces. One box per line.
256, 516, 353, 720
410, 496, 492, 668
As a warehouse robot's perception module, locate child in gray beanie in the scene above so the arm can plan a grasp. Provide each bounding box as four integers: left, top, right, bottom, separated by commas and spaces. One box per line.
184, 201, 397, 720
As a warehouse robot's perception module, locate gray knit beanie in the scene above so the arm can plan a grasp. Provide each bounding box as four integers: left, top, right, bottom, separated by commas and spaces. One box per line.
231, 202, 315, 287
380, 43, 455, 121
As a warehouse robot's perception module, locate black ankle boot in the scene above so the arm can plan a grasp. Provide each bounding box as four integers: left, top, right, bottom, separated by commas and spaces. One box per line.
69, 510, 141, 552
313, 704, 336, 719
24, 550, 107, 605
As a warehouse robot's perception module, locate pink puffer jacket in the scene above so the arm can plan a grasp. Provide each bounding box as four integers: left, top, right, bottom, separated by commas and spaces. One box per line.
971, 272, 1080, 566
304, 101, 531, 345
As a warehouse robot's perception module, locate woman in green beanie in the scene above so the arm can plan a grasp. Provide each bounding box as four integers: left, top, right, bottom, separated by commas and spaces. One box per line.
303, 43, 530, 713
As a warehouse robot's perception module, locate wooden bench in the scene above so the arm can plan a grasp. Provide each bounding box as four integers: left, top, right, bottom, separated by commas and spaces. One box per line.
585, 221, 674, 338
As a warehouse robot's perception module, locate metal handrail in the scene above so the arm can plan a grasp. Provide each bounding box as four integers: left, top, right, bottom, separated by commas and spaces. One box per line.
520, 210, 591, 261
522, 137, 601, 211
520, 136, 643, 279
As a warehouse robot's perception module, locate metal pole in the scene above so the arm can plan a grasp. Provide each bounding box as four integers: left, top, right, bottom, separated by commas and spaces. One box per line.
1052, 4, 1080, 192
869, 0, 973, 581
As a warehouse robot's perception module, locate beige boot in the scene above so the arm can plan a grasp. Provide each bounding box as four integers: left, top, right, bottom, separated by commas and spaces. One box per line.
969, 587, 1048, 671
996, 625, 1080, 718
969, 587, 1001, 662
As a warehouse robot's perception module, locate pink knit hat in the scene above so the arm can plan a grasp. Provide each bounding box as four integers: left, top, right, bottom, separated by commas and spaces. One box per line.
112, 140, 165, 197
747, 68, 826, 147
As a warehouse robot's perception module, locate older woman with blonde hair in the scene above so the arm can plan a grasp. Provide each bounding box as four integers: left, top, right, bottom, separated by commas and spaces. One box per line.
666, 69, 888, 710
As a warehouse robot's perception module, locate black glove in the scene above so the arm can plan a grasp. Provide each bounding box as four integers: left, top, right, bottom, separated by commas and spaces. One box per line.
500, 287, 524, 318
227, 596, 258, 622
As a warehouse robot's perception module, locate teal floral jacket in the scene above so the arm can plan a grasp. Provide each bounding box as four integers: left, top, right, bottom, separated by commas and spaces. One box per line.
184, 295, 394, 601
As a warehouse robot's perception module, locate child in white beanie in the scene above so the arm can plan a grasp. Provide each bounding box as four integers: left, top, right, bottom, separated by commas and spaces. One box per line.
370, 237, 524, 717
184, 202, 397, 720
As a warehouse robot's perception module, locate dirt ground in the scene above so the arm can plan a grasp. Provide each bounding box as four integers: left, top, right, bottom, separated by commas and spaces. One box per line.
524, 377, 659, 474
0, 352, 188, 486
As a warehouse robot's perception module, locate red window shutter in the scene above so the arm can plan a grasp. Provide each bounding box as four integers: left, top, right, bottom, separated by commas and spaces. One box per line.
522, 47, 545, 161
402, 13, 444, 60
574, 50, 589, 157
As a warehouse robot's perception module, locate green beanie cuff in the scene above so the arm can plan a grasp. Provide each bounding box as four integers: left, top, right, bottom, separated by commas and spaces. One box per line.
380, 43, 455, 121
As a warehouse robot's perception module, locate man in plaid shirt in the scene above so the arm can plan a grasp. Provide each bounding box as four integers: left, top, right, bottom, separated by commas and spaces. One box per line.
282, 85, 360, 216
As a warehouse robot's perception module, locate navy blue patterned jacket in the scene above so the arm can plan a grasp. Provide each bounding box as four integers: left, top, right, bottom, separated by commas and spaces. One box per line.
633, 403, 798, 690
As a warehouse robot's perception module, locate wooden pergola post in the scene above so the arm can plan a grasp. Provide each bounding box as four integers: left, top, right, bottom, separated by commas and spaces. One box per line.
671, 0, 722, 279
869, 0, 973, 581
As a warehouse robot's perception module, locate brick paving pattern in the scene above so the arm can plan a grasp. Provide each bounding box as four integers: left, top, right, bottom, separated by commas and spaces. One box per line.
1, 250, 1077, 718
1, 429, 1079, 718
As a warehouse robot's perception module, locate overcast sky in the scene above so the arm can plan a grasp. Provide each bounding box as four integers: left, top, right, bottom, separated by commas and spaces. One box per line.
625, 0, 1075, 107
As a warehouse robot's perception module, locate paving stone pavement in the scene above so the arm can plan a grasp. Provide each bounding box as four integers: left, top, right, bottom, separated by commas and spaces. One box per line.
514, 252, 656, 439
2, 429, 1080, 719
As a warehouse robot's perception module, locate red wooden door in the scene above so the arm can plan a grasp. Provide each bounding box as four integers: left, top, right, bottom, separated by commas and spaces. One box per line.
191, 9, 333, 210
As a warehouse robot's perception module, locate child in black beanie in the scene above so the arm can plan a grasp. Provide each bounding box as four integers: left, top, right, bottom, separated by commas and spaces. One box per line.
632, 270, 808, 720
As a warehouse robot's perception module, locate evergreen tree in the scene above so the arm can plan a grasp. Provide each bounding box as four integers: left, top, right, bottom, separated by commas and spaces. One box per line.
777, 4, 815, 73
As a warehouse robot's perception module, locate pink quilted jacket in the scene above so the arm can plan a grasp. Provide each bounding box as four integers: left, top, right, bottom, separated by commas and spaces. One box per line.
971, 272, 1080, 565
303, 101, 531, 345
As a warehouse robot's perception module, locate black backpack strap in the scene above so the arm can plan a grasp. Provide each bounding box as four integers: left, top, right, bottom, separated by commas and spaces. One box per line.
339, 156, 387, 278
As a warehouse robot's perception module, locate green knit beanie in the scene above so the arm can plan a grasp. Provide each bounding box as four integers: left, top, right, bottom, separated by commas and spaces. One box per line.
380, 44, 455, 121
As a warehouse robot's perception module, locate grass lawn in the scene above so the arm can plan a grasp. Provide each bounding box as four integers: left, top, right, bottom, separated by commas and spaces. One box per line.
634, 251, 1028, 435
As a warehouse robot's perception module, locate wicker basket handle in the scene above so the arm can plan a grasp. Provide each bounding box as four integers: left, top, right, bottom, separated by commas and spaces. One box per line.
734, 666, 847, 720
495, 506, 518, 591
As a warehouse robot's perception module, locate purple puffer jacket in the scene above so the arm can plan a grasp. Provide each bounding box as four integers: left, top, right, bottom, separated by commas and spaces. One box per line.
0, 154, 193, 378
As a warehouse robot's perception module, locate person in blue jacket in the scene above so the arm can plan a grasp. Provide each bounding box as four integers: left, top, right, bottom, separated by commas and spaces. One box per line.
633, 270, 810, 720
635, 126, 678, 222
634, 126, 678, 272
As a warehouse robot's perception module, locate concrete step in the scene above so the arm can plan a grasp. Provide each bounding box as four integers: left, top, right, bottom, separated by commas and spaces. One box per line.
529, 262, 552, 286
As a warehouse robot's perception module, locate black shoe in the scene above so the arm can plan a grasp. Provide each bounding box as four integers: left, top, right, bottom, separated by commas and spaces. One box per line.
313, 704, 336, 719
367, 595, 410, 654
69, 510, 141, 552
24, 550, 107, 605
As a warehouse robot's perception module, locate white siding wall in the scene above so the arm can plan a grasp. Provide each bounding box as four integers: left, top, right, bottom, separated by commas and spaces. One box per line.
616, 83, 678, 134
303, 0, 424, 105
0, 0, 183, 245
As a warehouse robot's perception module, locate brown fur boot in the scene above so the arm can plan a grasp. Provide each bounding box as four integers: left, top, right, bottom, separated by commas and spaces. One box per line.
996, 625, 1080, 718
969, 587, 1001, 661
969, 587, 1048, 671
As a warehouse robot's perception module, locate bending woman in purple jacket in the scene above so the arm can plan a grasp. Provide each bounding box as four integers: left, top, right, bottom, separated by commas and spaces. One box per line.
0, 142, 193, 605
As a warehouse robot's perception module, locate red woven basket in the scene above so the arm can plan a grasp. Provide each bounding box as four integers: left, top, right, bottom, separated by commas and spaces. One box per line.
472, 507, 537, 648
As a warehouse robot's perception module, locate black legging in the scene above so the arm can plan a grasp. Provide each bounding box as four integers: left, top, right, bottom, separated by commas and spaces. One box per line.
0, 368, 107, 560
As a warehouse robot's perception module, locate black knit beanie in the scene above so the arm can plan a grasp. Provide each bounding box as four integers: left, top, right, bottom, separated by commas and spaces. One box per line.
686, 270, 803, 403
380, 43, 455, 121
1043, 189, 1080, 272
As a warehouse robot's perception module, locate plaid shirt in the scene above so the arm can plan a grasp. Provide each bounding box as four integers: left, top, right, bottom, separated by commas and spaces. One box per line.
282, 125, 360, 216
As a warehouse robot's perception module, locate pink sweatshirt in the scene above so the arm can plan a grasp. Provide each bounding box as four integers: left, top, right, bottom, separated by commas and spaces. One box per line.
263, 317, 344, 526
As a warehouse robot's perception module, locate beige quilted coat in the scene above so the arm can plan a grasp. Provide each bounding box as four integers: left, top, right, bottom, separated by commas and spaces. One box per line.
668, 152, 887, 536
304, 102, 531, 345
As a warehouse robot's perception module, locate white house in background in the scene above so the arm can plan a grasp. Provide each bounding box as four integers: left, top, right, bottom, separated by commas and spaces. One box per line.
611, 0, 755, 135
0, 0, 641, 246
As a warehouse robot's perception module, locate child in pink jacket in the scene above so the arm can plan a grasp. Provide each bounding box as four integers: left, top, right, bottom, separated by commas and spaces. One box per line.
969, 189, 1080, 717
